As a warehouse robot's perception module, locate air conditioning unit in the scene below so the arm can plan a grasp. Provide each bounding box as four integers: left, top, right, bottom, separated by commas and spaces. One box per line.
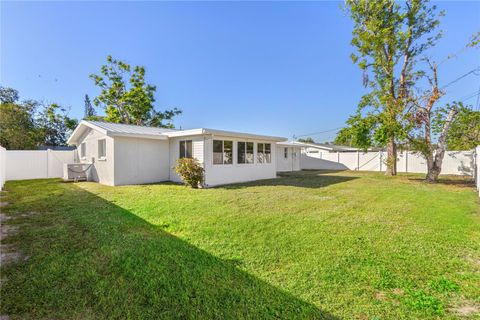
63, 163, 91, 182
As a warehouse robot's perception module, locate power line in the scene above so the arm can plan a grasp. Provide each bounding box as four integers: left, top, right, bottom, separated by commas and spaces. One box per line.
294, 68, 480, 139
440, 66, 480, 90
457, 90, 480, 103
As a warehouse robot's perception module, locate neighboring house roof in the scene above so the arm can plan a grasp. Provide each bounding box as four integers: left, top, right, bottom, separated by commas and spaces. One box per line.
67, 120, 286, 145
293, 141, 361, 152
277, 141, 305, 148
38, 145, 76, 150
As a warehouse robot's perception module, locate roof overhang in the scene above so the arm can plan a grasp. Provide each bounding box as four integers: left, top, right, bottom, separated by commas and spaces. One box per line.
164, 128, 286, 142
67, 120, 168, 145
277, 141, 307, 148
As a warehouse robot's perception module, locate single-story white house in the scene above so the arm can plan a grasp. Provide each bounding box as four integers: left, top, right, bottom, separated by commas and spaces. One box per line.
67, 120, 293, 187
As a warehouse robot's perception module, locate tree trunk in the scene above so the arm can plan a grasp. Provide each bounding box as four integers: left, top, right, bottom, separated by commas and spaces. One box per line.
385, 137, 397, 176
426, 153, 443, 182
425, 106, 458, 183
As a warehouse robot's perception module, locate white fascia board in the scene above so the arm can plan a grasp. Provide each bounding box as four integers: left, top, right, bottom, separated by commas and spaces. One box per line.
165, 128, 286, 142
67, 120, 108, 145
163, 129, 205, 138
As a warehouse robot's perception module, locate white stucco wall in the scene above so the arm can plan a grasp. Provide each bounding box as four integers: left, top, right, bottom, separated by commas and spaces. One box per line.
202, 135, 277, 186
168, 135, 205, 183
276, 146, 301, 172
114, 137, 170, 186
77, 128, 115, 185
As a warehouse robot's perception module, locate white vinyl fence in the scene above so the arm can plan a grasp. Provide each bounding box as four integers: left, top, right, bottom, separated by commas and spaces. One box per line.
4, 150, 75, 181
301, 150, 474, 176
0, 146, 6, 190
476, 146, 480, 196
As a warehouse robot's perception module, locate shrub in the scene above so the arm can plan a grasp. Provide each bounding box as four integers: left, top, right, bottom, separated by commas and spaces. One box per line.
174, 158, 204, 188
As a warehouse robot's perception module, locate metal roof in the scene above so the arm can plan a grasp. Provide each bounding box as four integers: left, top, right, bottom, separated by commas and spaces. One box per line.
67, 121, 286, 145
86, 121, 177, 135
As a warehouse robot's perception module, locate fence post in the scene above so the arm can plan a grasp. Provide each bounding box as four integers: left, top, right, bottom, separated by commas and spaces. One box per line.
356, 151, 360, 170
405, 151, 408, 173
337, 152, 340, 163
46, 149, 50, 178
379, 152, 382, 172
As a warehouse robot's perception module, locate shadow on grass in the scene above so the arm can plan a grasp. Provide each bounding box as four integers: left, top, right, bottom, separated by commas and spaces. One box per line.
407, 175, 475, 188
219, 170, 357, 190
1, 179, 337, 319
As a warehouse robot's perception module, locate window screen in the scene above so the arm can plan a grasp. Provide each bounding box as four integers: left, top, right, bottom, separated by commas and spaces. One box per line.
179, 140, 193, 158
237, 142, 254, 164
213, 140, 233, 165
257, 143, 271, 163
98, 139, 106, 159
81, 143, 86, 159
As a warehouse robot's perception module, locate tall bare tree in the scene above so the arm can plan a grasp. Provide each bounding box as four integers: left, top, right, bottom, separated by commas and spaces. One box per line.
344, 0, 442, 175
405, 60, 459, 182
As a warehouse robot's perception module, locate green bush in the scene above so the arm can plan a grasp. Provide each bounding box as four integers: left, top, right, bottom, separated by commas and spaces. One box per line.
174, 158, 204, 188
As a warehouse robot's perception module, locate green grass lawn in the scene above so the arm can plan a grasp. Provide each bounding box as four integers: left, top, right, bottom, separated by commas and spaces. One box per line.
1, 171, 479, 319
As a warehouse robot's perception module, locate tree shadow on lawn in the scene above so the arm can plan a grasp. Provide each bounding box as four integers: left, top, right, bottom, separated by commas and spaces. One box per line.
407, 175, 475, 188
219, 170, 358, 190
0, 180, 337, 319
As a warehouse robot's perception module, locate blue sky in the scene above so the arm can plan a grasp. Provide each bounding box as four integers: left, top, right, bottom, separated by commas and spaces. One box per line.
1, 1, 479, 141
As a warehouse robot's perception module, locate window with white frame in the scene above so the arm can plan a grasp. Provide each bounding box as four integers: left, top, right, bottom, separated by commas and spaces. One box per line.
284, 147, 288, 159
257, 143, 271, 163
237, 142, 254, 164
213, 140, 233, 165
98, 139, 106, 159
80, 142, 86, 159
179, 140, 193, 158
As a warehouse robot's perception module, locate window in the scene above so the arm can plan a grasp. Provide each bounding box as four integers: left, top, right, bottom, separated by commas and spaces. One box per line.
98, 139, 106, 159
284, 147, 288, 159
237, 142, 254, 164
257, 143, 271, 163
179, 140, 193, 158
213, 140, 233, 165
80, 143, 86, 159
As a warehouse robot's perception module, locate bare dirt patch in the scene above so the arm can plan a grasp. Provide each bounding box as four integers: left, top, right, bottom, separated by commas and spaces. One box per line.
18, 211, 41, 218
374, 291, 387, 301
0, 225, 18, 241
449, 302, 480, 317
0, 244, 28, 266
0, 214, 11, 223
392, 288, 404, 296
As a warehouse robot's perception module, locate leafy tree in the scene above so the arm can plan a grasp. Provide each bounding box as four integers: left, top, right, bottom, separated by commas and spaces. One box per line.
0, 87, 78, 149
37, 104, 78, 147
446, 107, 480, 150
0, 102, 39, 149
344, 0, 442, 176
0, 86, 19, 104
297, 137, 315, 143
90, 55, 181, 127
467, 31, 480, 48
83, 94, 96, 120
